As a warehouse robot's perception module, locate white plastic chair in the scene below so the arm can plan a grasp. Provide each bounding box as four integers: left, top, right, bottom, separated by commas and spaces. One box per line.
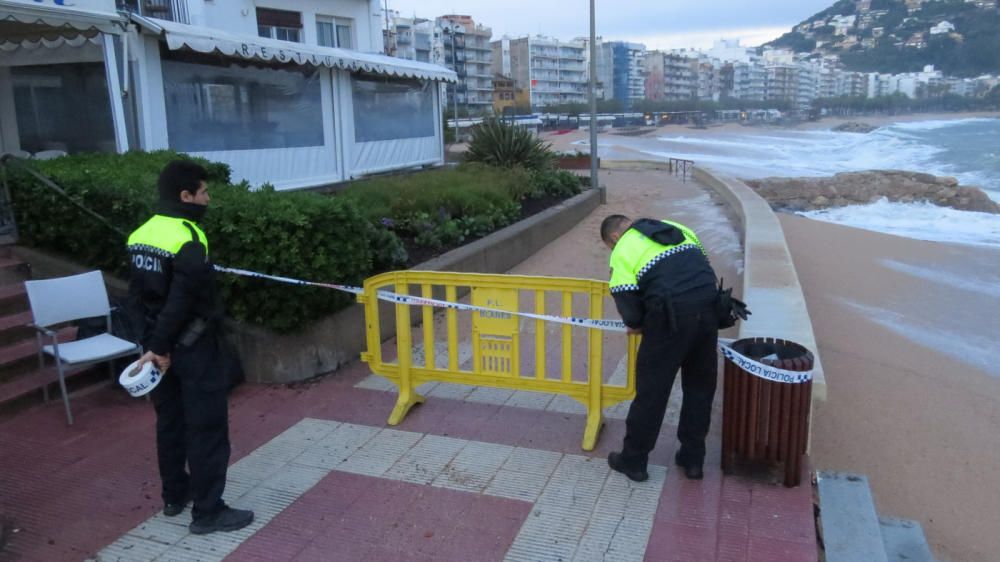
25, 271, 142, 425
33, 150, 67, 161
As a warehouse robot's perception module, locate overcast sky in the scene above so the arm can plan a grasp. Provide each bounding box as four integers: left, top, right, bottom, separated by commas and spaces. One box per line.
382, 0, 836, 49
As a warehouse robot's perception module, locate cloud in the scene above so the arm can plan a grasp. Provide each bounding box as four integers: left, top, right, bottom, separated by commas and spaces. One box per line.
385, 0, 831, 45
633, 26, 793, 50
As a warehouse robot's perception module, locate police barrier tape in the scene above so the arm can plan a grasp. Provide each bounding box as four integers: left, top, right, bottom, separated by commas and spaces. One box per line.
214, 266, 813, 384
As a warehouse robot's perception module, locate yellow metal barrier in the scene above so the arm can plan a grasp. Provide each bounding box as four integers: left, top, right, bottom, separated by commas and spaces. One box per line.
359, 271, 638, 451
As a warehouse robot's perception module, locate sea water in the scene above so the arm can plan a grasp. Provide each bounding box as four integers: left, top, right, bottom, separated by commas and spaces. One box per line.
577, 117, 1000, 247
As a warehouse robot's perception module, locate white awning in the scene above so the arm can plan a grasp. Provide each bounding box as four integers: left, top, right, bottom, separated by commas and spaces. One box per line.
0, 0, 124, 36
0, 33, 102, 53
132, 15, 458, 84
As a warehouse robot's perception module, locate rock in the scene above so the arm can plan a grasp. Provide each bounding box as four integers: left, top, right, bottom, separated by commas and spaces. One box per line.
746, 170, 1000, 214
832, 121, 878, 134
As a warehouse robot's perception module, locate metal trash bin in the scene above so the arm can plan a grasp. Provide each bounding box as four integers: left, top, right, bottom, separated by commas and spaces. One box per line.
721, 337, 814, 487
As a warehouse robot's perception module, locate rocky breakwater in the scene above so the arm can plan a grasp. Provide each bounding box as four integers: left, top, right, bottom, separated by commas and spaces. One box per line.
745, 170, 1000, 214
832, 121, 878, 133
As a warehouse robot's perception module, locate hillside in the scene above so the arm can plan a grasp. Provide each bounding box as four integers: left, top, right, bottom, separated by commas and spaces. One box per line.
767, 0, 1000, 77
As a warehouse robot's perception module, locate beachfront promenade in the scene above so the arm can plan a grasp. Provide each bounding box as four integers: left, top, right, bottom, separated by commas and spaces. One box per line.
0, 170, 818, 561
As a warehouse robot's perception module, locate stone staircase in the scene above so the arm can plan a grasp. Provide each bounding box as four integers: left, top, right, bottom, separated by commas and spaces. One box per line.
818, 471, 938, 562
0, 246, 85, 420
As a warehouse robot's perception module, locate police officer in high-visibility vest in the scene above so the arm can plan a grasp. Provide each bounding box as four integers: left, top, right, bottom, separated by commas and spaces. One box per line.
128, 161, 253, 535
601, 214, 720, 482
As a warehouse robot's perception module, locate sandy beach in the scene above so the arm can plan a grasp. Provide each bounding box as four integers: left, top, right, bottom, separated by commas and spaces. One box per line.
782, 214, 1000, 562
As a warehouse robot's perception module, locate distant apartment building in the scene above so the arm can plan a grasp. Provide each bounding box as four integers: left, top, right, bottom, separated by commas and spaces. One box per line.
492, 75, 515, 114
929, 21, 955, 35
597, 41, 646, 106
492, 36, 512, 77
386, 13, 434, 62
385, 13, 493, 115
502, 36, 588, 109
643, 50, 699, 101
720, 61, 765, 101
836, 71, 870, 97
704, 39, 755, 64
866, 73, 895, 98
892, 65, 944, 97
438, 15, 494, 115
765, 65, 800, 104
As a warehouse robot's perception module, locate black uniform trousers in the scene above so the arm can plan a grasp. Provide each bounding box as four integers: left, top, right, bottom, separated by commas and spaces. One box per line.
150, 332, 230, 522
620, 299, 719, 471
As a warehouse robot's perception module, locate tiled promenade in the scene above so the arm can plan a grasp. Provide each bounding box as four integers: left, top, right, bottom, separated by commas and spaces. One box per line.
0, 171, 817, 561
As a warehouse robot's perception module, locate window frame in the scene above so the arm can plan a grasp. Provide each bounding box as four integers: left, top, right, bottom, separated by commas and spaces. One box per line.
316, 15, 354, 49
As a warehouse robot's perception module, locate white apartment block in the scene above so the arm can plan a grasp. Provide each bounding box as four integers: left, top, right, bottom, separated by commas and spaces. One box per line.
387, 13, 436, 63
505, 35, 587, 109
385, 14, 495, 115
1, 0, 456, 188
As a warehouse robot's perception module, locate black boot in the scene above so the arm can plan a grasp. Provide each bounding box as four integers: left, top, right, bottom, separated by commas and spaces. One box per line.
608, 451, 649, 482
675, 450, 703, 480
189, 507, 255, 535
163, 492, 190, 517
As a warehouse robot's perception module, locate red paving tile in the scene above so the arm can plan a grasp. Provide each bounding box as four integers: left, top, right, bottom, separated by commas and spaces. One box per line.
0, 357, 818, 561
228, 471, 531, 562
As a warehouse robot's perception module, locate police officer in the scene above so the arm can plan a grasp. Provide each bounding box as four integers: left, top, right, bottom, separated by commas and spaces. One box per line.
601, 214, 720, 482
128, 160, 253, 534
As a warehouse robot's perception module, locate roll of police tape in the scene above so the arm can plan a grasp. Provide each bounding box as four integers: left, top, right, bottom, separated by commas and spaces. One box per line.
119, 360, 163, 397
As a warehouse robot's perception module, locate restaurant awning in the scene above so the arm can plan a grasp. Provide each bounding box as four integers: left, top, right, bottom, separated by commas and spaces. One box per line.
131, 15, 458, 83
0, 0, 124, 39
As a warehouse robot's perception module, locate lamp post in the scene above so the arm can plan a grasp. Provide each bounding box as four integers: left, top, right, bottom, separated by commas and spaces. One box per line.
444, 26, 460, 144
589, 0, 602, 203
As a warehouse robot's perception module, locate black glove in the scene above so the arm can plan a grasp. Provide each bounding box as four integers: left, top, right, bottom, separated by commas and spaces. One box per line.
715, 278, 751, 329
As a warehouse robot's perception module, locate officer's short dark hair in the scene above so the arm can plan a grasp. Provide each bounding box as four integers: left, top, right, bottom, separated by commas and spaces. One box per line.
601, 215, 631, 243
158, 160, 208, 202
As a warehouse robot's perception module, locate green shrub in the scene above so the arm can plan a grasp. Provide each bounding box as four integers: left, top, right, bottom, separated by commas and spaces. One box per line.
465, 119, 554, 171
6, 150, 399, 332
529, 169, 584, 199
341, 164, 522, 250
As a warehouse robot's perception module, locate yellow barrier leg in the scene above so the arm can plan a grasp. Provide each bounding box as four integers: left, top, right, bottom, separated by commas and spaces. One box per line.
582, 408, 604, 451
388, 385, 425, 425
582, 288, 605, 451
388, 280, 424, 426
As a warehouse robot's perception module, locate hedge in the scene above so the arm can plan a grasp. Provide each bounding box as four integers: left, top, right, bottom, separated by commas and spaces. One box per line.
5, 152, 581, 333
5, 150, 393, 332
342, 163, 582, 250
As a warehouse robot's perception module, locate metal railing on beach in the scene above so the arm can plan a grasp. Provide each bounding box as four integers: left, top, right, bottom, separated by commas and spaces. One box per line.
668, 158, 694, 182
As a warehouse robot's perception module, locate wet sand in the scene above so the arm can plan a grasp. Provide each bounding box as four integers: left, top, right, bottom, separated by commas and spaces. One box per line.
780, 214, 1000, 562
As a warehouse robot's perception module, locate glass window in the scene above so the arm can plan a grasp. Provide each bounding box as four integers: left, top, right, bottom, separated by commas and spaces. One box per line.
351, 75, 435, 143
11, 63, 116, 153
258, 25, 301, 43
336, 21, 353, 49
317, 16, 353, 49
257, 8, 303, 43
162, 58, 324, 152
275, 27, 300, 43
316, 20, 335, 48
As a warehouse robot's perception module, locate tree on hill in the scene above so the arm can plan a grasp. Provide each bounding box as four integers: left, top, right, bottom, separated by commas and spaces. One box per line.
768, 31, 818, 53
809, 0, 857, 22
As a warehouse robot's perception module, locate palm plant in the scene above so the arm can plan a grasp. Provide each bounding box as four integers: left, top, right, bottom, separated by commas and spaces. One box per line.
465, 119, 554, 171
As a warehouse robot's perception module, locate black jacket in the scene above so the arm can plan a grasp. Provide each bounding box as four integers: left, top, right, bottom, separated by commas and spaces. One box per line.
127, 201, 220, 356
612, 219, 718, 329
